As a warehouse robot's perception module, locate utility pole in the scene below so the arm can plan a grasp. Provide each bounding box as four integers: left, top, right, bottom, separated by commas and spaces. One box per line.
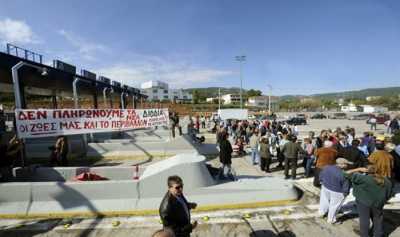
218, 88, 221, 111
267, 84, 272, 114
235, 55, 246, 109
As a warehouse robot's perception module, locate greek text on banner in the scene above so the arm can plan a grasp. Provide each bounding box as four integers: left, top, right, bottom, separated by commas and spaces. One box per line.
15, 108, 169, 138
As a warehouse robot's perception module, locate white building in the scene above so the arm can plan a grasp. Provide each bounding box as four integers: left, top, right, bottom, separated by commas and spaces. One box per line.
221, 94, 241, 105
359, 105, 388, 113
341, 103, 359, 112
206, 97, 217, 103
140, 80, 192, 102
366, 96, 381, 101
246, 96, 279, 110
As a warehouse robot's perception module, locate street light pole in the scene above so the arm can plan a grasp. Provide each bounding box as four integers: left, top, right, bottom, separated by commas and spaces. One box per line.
267, 84, 272, 114
235, 55, 246, 109
218, 88, 221, 111
12, 61, 48, 168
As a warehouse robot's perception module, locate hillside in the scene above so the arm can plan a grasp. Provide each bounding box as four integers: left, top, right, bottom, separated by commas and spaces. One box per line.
279, 87, 400, 100
185, 86, 400, 102
311, 87, 400, 99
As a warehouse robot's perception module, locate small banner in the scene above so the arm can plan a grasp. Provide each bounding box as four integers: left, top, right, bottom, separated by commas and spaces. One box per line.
15, 108, 169, 138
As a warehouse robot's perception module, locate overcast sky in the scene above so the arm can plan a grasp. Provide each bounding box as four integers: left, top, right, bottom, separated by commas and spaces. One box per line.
1, 0, 400, 95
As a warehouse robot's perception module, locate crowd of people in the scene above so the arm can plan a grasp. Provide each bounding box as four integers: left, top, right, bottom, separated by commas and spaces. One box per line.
211, 116, 400, 237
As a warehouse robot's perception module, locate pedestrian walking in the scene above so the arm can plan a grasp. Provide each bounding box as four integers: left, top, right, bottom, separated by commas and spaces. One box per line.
368, 116, 377, 131
200, 115, 206, 129
159, 176, 198, 237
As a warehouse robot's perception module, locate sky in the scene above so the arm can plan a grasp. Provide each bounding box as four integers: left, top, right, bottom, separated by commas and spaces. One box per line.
1, 0, 400, 96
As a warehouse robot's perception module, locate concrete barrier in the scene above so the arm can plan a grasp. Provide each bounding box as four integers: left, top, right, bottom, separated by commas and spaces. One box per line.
24, 127, 171, 159
0, 153, 299, 218
13, 166, 146, 182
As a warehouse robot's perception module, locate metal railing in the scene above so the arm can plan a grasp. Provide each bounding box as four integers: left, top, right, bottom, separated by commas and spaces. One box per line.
6, 43, 43, 64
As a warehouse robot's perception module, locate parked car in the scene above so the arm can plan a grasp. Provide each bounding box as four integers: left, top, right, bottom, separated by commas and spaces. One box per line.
286, 117, 307, 125
349, 114, 370, 120
330, 113, 347, 119
296, 114, 307, 119
311, 113, 327, 119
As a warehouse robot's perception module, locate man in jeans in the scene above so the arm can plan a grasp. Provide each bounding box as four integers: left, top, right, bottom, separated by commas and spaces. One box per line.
369, 116, 377, 131
281, 135, 304, 179
249, 129, 260, 165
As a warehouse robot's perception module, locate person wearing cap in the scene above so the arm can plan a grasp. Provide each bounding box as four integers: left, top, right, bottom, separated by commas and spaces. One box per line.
345, 165, 393, 237
318, 158, 351, 224
313, 140, 338, 187
368, 136, 394, 178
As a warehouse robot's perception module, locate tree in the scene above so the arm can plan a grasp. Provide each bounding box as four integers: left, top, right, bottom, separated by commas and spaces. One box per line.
192, 90, 199, 104
246, 89, 262, 98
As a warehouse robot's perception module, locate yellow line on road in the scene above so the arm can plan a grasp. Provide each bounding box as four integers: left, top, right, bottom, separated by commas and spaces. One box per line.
0, 199, 299, 220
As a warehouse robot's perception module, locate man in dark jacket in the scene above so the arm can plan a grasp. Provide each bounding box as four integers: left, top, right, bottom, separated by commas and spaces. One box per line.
390, 143, 400, 182
389, 118, 399, 134
342, 139, 366, 169
219, 132, 234, 180
159, 176, 197, 237
281, 135, 304, 179
345, 166, 393, 237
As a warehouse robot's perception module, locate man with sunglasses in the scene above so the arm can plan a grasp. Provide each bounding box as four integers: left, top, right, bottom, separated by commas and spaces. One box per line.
159, 175, 198, 237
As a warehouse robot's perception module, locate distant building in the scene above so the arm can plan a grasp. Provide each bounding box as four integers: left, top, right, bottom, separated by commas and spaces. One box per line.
336, 98, 345, 106
366, 96, 381, 101
359, 105, 388, 113
246, 96, 279, 110
221, 94, 241, 105
206, 97, 215, 103
300, 97, 315, 103
206, 97, 220, 103
140, 80, 192, 102
341, 103, 359, 112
